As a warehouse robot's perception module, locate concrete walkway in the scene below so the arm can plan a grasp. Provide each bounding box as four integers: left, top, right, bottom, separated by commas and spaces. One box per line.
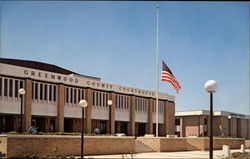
84, 149, 250, 159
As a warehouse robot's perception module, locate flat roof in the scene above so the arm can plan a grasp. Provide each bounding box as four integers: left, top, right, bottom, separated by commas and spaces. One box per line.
175, 110, 250, 119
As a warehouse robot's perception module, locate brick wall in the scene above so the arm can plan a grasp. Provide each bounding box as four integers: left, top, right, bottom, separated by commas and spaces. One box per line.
0, 135, 7, 154
245, 140, 250, 148
187, 137, 244, 150
5, 135, 135, 158
2, 135, 246, 158
160, 138, 187, 152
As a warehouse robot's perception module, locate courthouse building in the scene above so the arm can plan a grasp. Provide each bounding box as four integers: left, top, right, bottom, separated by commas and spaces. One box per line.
175, 110, 250, 139
0, 58, 175, 136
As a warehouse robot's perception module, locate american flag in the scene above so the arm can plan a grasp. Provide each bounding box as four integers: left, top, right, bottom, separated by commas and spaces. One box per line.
161, 60, 182, 93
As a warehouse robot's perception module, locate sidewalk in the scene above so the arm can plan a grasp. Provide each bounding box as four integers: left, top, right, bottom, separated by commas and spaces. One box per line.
84, 149, 250, 159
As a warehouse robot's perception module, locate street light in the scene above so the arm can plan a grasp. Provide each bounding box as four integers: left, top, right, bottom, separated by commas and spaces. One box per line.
228, 115, 231, 137
18, 88, 25, 133
205, 80, 217, 159
79, 99, 88, 159
107, 100, 113, 134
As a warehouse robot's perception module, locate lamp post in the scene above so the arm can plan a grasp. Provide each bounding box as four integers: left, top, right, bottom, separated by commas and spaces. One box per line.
228, 115, 231, 137
205, 80, 218, 159
79, 99, 88, 159
18, 88, 25, 133
107, 100, 113, 134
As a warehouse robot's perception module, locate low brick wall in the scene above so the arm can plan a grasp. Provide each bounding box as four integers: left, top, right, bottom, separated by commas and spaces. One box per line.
245, 140, 250, 148
160, 138, 187, 152
137, 137, 245, 152
193, 138, 245, 150
0, 135, 7, 155
3, 135, 135, 158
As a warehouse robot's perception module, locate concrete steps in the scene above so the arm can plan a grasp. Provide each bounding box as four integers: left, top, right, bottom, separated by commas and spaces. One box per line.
135, 139, 156, 153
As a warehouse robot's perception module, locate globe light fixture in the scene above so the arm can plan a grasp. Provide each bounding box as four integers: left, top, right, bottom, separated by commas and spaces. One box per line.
205, 80, 217, 93
107, 100, 113, 106
18, 88, 26, 95
79, 99, 88, 108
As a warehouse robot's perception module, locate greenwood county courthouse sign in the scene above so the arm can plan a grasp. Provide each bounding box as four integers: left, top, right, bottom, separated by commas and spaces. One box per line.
0, 63, 175, 101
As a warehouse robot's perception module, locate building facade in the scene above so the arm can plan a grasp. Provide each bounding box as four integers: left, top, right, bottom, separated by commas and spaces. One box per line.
0, 58, 175, 136
175, 110, 250, 139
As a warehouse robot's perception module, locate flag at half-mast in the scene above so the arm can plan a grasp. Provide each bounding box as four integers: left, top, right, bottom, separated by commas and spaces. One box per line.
161, 60, 182, 93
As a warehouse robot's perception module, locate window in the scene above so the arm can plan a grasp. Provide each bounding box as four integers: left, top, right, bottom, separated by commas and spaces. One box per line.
106, 93, 108, 107
20, 81, 23, 89
78, 89, 81, 103
70, 88, 73, 103
116, 95, 118, 108
9, 79, 13, 97
204, 118, 207, 125
74, 89, 77, 104
15, 80, 19, 97
66, 88, 69, 103
53, 86, 56, 101
49, 85, 52, 101
175, 119, 180, 125
4, 79, 7, 96
99, 92, 102, 106
0, 78, 2, 96
40, 83, 43, 100
81, 90, 84, 99
44, 84, 47, 100
95, 92, 99, 106
19, 81, 23, 98
35, 83, 38, 100
103, 93, 105, 107
92, 92, 95, 105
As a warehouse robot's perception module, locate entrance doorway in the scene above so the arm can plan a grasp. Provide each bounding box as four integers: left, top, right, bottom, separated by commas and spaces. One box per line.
100, 121, 107, 134
0, 115, 14, 132
138, 123, 146, 136
64, 118, 73, 132
120, 122, 128, 135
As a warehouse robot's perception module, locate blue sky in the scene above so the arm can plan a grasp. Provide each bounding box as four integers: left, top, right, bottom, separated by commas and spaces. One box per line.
0, 2, 249, 114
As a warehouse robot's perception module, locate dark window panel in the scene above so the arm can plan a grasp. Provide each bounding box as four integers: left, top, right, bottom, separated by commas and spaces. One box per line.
99, 92, 102, 106
44, 84, 47, 100
82, 90, 84, 100
74, 89, 77, 104
0, 78, 2, 96
40, 83, 43, 100
175, 119, 180, 125
49, 85, 52, 101
78, 89, 81, 103
96, 92, 98, 106
20, 81, 23, 88
66, 88, 69, 103
31, 83, 34, 99
92, 92, 95, 105
4, 79, 8, 96
35, 83, 38, 99
19, 81, 23, 98
70, 88, 73, 103
53, 85, 56, 101
116, 95, 118, 108
9, 79, 13, 97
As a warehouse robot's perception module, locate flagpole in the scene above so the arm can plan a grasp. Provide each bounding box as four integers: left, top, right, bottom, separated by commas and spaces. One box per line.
155, 4, 159, 138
